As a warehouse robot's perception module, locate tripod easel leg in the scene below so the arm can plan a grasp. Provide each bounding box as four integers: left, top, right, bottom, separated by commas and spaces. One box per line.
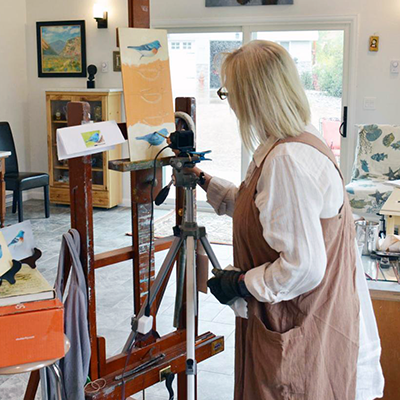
186, 236, 196, 399
199, 236, 223, 272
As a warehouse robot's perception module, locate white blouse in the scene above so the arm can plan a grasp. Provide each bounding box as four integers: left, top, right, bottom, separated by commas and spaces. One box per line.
206, 124, 384, 400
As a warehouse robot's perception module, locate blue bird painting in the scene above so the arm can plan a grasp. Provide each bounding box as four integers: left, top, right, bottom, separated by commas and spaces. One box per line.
128, 40, 162, 59
0, 244, 3, 259
8, 230, 25, 247
83, 130, 105, 148
86, 132, 100, 144
136, 128, 168, 147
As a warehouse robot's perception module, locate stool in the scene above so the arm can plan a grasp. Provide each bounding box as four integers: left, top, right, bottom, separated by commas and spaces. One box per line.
0, 335, 70, 400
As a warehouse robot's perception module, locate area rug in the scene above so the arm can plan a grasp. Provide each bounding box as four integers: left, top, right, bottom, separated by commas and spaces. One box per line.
154, 210, 233, 245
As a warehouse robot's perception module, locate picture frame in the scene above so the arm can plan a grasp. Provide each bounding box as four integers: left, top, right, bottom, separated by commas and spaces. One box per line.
206, 0, 293, 6
36, 20, 87, 78
369, 36, 379, 52
113, 51, 121, 72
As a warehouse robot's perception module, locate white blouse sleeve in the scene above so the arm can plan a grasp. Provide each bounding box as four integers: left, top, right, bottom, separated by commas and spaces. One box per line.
206, 176, 238, 218
244, 154, 328, 304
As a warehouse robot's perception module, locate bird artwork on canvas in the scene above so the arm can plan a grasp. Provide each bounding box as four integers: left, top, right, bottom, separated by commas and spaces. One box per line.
135, 128, 168, 147
128, 40, 162, 60
119, 28, 175, 162
8, 231, 25, 248
83, 131, 105, 148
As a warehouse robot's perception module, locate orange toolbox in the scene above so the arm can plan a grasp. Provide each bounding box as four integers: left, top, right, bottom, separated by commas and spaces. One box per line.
0, 298, 64, 368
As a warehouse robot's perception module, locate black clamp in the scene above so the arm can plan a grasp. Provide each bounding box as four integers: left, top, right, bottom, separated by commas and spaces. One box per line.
199, 172, 206, 186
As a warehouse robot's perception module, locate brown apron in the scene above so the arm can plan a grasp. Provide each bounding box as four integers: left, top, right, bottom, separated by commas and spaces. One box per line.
232, 132, 359, 400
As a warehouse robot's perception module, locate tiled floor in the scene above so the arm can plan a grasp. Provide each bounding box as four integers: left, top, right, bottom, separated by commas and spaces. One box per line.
0, 200, 235, 400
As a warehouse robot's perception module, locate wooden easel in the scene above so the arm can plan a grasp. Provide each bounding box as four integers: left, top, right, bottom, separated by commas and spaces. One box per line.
24, 3, 223, 399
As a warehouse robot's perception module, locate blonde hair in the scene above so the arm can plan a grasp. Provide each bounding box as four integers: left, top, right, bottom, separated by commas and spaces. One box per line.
221, 40, 311, 152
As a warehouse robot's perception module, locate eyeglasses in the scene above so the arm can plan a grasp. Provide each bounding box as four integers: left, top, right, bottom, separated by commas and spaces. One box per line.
217, 87, 228, 100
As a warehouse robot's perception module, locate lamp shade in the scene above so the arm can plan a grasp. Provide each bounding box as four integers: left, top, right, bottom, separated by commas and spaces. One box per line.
93, 4, 105, 19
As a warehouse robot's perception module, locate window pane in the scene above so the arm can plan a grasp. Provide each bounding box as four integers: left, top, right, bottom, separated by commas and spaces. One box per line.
253, 30, 344, 162
168, 32, 243, 201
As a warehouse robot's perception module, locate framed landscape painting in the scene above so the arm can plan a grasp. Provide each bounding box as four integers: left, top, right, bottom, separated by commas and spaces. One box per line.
206, 0, 293, 6
36, 20, 87, 77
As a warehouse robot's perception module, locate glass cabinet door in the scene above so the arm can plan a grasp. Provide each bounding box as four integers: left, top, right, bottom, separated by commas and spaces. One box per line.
50, 96, 71, 186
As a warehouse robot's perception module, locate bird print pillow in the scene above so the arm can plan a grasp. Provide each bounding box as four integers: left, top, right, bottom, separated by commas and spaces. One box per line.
352, 124, 400, 181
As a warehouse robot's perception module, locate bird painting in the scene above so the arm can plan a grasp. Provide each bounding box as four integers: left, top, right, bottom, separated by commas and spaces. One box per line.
128, 40, 162, 60
8, 231, 25, 248
83, 131, 105, 147
135, 129, 168, 147
0, 244, 2, 259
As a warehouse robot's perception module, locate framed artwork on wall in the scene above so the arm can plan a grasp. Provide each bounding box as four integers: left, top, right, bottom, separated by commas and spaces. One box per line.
206, 0, 293, 6
36, 20, 87, 77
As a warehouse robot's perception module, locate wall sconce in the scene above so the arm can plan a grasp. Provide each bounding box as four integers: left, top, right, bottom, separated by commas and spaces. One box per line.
93, 4, 108, 29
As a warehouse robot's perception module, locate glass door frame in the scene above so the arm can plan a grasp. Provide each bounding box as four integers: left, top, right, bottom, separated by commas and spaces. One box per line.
155, 16, 358, 210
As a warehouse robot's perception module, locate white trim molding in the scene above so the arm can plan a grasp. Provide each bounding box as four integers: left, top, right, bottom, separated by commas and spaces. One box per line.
152, 14, 359, 30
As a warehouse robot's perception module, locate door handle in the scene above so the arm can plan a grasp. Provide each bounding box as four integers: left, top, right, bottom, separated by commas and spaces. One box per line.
339, 106, 348, 138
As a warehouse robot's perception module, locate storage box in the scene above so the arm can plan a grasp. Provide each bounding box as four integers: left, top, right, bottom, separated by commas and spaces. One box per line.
0, 299, 64, 368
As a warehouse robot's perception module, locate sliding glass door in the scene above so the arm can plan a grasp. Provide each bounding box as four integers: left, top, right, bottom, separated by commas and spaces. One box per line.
161, 22, 353, 207
252, 30, 346, 164
168, 32, 243, 202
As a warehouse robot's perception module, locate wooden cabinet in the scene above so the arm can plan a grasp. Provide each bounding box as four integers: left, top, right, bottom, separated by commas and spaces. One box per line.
369, 284, 400, 400
46, 89, 123, 208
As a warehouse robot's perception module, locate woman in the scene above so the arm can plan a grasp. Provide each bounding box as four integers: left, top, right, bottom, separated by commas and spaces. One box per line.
192, 41, 384, 400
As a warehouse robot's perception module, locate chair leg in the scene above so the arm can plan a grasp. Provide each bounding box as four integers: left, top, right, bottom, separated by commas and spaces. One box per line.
12, 191, 17, 214
17, 190, 23, 223
44, 185, 50, 218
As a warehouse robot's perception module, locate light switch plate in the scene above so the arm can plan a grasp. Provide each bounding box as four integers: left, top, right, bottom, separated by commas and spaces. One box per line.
101, 61, 108, 73
390, 60, 400, 74
363, 97, 376, 110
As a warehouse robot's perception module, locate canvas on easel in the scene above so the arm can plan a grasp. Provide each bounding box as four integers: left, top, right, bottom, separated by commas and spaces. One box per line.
119, 28, 175, 162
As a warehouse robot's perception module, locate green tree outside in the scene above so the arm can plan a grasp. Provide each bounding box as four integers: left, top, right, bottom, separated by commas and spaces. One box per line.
313, 31, 344, 97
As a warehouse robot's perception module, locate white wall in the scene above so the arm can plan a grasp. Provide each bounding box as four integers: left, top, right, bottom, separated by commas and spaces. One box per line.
0, 0, 29, 171
24, 0, 130, 202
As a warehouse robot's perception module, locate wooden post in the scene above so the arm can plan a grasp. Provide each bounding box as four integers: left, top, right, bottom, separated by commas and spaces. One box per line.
67, 102, 99, 379
126, 0, 156, 316
128, 0, 150, 29
131, 168, 162, 313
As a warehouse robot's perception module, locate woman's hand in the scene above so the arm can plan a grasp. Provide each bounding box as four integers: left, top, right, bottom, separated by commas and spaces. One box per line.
191, 167, 212, 192
207, 270, 250, 305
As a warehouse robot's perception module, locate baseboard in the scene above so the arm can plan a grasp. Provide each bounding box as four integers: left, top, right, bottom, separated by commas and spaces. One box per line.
27, 189, 44, 201
5, 189, 44, 206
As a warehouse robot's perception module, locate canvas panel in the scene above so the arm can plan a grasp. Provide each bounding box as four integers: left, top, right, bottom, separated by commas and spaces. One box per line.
119, 28, 175, 163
